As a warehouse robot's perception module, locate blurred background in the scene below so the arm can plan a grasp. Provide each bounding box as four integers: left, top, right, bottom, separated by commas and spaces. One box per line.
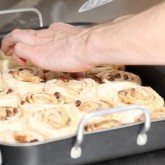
0, 0, 164, 32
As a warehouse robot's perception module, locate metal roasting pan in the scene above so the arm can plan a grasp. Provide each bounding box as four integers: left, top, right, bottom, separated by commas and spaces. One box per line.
0, 23, 165, 165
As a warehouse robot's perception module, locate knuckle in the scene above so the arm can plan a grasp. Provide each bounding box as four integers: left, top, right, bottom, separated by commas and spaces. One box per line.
49, 23, 56, 28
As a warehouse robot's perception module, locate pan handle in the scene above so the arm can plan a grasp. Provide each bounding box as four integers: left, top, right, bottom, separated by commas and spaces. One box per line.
70, 105, 151, 159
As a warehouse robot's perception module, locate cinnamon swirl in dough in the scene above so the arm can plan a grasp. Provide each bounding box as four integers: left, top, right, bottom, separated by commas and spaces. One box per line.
98, 82, 164, 124
150, 107, 165, 120
27, 105, 82, 139
116, 86, 164, 109
76, 99, 122, 131
7, 66, 44, 82
45, 78, 99, 103
85, 118, 122, 132
98, 81, 164, 109
20, 92, 65, 109
2, 66, 45, 95
0, 129, 45, 143
96, 70, 142, 85
75, 98, 113, 113
98, 81, 140, 98
85, 65, 125, 77
139, 107, 165, 121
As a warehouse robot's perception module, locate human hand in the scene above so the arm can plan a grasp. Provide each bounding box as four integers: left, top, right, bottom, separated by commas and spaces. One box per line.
1, 23, 93, 72
2, 11, 161, 71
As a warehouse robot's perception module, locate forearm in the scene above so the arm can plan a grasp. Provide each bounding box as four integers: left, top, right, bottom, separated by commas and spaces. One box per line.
82, 1, 165, 66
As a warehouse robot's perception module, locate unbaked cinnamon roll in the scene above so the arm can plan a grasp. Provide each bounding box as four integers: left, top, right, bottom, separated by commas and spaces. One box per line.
97, 81, 164, 109
14, 130, 45, 143
139, 107, 165, 121
0, 106, 24, 134
3, 67, 45, 94
8, 66, 44, 83
0, 129, 45, 143
20, 92, 65, 109
85, 118, 122, 131
150, 107, 165, 120
110, 86, 164, 124
97, 82, 164, 124
96, 70, 142, 85
85, 65, 125, 77
7, 66, 68, 83
45, 78, 99, 102
117, 86, 164, 109
75, 98, 113, 113
28, 105, 81, 139
98, 81, 140, 98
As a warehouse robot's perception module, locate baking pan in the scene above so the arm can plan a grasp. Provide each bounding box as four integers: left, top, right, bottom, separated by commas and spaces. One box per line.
0, 103, 164, 165
0, 23, 165, 165
0, 67, 164, 165
0, 105, 149, 165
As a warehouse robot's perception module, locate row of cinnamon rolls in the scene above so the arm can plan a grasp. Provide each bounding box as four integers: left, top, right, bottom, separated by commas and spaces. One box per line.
0, 65, 164, 144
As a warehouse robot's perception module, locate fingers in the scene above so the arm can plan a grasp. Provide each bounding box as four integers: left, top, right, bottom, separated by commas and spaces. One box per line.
12, 55, 26, 65
14, 42, 36, 63
1, 29, 37, 55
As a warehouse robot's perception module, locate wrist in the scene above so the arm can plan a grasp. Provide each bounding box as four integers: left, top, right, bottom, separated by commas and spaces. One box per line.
84, 23, 122, 66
